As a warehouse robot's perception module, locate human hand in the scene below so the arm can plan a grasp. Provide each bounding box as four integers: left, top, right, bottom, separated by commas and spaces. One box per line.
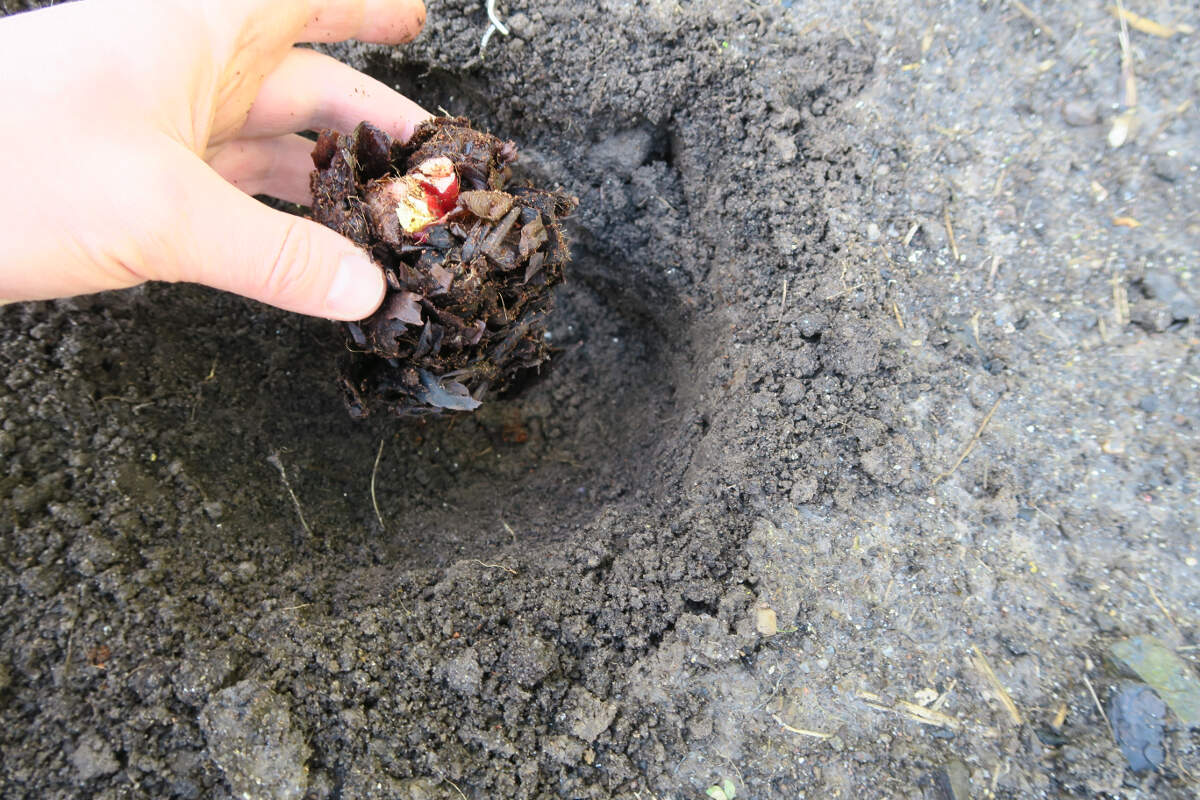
0, 0, 431, 319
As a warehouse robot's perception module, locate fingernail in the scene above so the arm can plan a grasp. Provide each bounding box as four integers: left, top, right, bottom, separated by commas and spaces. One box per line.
325, 252, 384, 320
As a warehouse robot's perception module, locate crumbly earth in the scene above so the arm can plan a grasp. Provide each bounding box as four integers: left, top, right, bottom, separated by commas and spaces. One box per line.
1, 1, 1198, 798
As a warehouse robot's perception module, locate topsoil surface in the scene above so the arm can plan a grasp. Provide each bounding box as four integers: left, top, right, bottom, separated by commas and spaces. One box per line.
1, 0, 1198, 798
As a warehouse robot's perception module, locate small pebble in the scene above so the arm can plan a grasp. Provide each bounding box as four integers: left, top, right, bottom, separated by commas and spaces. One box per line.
70, 733, 120, 781
1062, 99, 1099, 127
911, 192, 940, 214
755, 606, 778, 636
920, 759, 971, 800
921, 217, 948, 250
1109, 683, 1166, 772
200, 680, 310, 800
943, 141, 969, 164
1142, 270, 1199, 322
505, 11, 532, 37
1150, 152, 1185, 183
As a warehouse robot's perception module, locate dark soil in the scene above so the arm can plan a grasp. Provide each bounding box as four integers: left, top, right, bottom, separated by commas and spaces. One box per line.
1, 1, 1198, 798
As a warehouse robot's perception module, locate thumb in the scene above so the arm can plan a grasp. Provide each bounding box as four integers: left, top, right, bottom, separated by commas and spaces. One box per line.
162, 154, 384, 320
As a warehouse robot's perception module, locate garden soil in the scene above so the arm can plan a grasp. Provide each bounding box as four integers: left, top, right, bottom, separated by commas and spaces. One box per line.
1, 0, 1198, 798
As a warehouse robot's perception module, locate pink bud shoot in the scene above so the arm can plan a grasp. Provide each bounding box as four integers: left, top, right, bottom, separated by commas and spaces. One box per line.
391, 157, 460, 234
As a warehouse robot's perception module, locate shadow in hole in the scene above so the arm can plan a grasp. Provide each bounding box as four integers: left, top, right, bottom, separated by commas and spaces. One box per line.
125, 250, 681, 570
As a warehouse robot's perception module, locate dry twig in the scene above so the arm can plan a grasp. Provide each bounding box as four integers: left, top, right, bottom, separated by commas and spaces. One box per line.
442, 777, 469, 800
932, 395, 1004, 485
773, 714, 833, 739
943, 207, 960, 262
859, 691, 961, 729
1144, 581, 1184, 640
971, 645, 1022, 725
1108, 4, 1190, 38
1112, 272, 1130, 326
1115, 0, 1138, 108
1009, 0, 1059, 41
825, 282, 866, 302
986, 254, 1003, 290
1083, 671, 1111, 730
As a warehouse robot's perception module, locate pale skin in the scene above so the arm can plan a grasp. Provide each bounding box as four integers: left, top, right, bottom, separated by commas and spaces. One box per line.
0, 0, 433, 320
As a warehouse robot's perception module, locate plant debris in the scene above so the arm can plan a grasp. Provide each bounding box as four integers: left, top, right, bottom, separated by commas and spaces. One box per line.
309, 118, 577, 418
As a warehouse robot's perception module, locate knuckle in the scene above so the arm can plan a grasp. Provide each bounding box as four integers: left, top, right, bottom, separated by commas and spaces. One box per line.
260, 219, 315, 300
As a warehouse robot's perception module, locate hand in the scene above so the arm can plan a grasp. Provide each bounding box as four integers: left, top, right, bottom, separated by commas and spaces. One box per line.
0, 0, 431, 319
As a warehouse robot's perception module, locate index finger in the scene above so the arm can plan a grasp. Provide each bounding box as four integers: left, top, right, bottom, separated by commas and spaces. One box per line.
234, 0, 427, 45
299, 0, 426, 43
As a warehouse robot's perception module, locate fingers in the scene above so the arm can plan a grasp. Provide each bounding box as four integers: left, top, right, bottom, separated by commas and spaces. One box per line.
208, 134, 317, 205
299, 0, 427, 44
227, 0, 426, 45
166, 153, 385, 320
238, 47, 431, 143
